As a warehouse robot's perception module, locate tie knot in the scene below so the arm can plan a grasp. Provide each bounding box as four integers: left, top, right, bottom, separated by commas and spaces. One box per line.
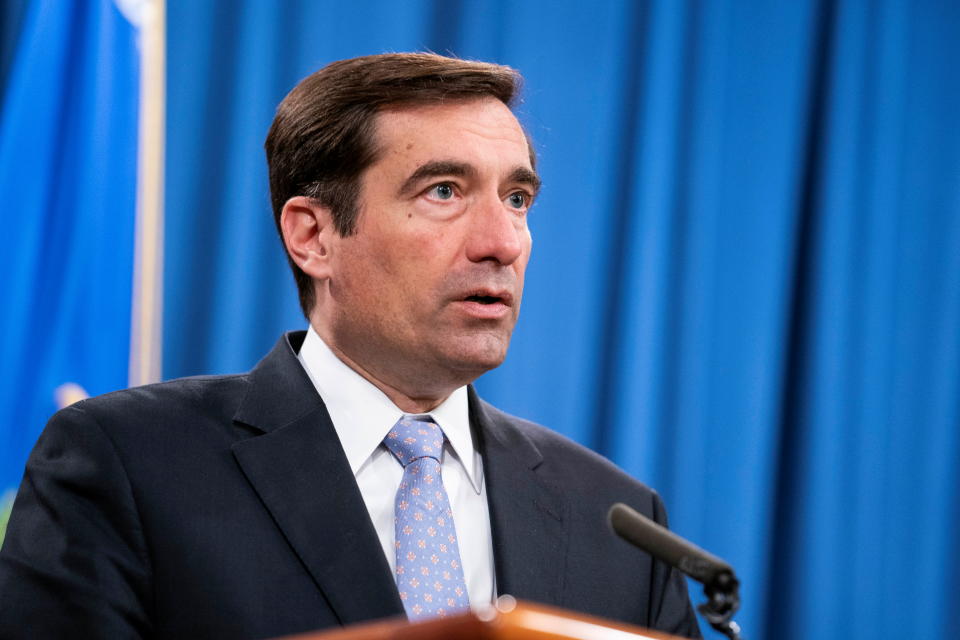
383, 416, 444, 467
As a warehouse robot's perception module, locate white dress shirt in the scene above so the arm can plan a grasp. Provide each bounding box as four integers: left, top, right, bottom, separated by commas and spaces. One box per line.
296, 326, 496, 607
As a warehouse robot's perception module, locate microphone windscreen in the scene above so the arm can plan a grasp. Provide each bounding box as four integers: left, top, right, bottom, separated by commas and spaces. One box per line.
608, 502, 734, 586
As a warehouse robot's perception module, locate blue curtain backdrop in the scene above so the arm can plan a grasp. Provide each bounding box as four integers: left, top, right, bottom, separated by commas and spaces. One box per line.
3, 1, 959, 639
0, 0, 139, 522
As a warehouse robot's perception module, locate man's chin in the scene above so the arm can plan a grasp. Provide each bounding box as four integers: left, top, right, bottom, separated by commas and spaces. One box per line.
440, 335, 511, 379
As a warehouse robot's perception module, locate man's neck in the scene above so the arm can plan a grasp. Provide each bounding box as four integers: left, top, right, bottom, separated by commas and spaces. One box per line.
311, 326, 453, 414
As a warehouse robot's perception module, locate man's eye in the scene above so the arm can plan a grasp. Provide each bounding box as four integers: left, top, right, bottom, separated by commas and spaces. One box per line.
428, 183, 455, 200
507, 192, 527, 209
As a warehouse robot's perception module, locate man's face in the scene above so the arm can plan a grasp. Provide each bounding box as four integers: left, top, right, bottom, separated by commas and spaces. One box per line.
320, 97, 538, 398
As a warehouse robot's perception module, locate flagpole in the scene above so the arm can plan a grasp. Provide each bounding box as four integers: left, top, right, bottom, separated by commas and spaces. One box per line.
128, 0, 166, 387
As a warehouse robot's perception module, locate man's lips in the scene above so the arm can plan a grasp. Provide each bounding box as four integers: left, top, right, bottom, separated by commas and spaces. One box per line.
452, 288, 514, 319
460, 288, 513, 307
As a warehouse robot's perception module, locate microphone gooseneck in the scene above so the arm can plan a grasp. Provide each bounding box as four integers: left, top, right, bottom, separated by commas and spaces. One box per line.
608, 502, 744, 640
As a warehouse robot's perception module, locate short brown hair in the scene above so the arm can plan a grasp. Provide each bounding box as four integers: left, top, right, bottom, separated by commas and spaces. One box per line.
264, 52, 527, 317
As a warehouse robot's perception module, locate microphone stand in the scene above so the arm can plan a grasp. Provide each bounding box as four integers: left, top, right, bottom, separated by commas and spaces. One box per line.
608, 503, 744, 640
697, 568, 742, 640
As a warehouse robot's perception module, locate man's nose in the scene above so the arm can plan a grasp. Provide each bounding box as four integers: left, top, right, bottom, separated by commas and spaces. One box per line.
464, 193, 525, 265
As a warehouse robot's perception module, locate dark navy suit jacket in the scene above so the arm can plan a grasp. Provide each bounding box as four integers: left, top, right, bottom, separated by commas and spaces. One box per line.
0, 332, 700, 639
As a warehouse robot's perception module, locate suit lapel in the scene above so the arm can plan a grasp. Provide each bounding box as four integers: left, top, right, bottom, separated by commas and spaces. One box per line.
470, 389, 569, 606
231, 333, 404, 625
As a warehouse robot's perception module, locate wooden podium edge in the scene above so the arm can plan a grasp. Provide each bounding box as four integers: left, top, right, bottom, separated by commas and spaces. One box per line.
279, 596, 686, 640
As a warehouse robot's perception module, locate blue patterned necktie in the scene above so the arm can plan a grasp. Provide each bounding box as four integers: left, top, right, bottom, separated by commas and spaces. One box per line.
383, 416, 470, 620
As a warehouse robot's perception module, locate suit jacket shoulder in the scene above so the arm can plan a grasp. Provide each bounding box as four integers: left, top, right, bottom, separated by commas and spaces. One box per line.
481, 401, 659, 499
0, 333, 403, 639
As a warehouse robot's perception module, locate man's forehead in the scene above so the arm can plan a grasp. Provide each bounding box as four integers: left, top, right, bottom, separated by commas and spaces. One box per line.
373, 97, 536, 169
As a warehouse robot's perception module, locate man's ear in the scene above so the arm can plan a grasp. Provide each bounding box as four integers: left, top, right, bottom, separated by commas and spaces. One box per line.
280, 196, 334, 281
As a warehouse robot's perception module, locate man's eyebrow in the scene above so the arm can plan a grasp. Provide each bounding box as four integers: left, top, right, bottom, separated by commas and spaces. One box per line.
508, 167, 541, 196
399, 161, 476, 196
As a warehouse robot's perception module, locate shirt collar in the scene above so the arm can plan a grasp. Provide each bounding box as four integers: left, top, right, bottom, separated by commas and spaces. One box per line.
296, 326, 481, 492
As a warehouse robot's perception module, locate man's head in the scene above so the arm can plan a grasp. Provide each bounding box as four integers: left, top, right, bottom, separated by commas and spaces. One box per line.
265, 53, 532, 316
266, 53, 539, 407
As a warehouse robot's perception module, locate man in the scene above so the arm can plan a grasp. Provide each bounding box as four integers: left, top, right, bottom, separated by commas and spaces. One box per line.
0, 54, 700, 639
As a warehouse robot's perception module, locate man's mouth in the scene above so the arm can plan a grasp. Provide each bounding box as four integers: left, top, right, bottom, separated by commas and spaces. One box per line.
462, 289, 513, 306
455, 289, 513, 318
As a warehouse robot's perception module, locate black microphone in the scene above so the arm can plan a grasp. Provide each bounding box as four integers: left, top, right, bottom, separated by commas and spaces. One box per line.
608, 502, 734, 586
608, 502, 743, 640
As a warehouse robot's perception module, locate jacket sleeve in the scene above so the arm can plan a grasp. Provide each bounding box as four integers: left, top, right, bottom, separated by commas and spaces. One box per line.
0, 403, 154, 639
648, 492, 703, 639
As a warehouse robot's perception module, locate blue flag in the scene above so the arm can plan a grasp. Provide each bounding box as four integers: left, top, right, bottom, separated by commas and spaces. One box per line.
0, 0, 143, 534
